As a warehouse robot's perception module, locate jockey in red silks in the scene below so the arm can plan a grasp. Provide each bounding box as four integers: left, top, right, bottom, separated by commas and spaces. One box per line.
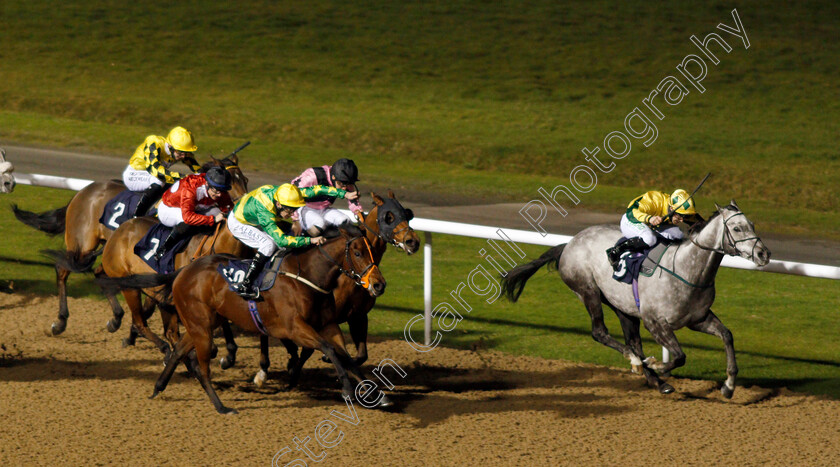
291, 158, 363, 236
153, 166, 234, 260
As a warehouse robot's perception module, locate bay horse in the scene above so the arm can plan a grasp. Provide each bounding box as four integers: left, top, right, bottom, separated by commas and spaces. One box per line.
12, 155, 247, 336
501, 201, 770, 398
253, 190, 421, 388
98, 157, 249, 356
101, 226, 387, 414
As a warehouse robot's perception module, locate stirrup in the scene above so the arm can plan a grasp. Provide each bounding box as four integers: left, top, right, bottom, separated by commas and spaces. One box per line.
153, 249, 167, 262
606, 248, 621, 270
233, 283, 259, 300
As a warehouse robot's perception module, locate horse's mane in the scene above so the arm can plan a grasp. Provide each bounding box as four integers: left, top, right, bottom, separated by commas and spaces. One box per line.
322, 224, 364, 239
198, 156, 236, 173
687, 205, 737, 236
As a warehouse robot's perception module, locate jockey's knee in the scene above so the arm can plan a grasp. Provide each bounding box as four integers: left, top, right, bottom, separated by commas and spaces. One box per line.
641, 232, 658, 247
257, 243, 277, 257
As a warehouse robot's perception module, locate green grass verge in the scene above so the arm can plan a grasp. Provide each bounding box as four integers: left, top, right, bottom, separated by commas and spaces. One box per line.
3, 186, 839, 398
0, 0, 838, 239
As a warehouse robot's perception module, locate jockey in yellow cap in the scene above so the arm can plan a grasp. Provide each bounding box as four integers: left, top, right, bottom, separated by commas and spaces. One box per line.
606, 189, 703, 270
122, 126, 201, 217
226, 183, 357, 299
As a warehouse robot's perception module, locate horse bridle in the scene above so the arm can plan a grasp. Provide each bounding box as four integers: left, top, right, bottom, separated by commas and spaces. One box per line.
375, 199, 414, 249
317, 235, 378, 288
689, 211, 760, 261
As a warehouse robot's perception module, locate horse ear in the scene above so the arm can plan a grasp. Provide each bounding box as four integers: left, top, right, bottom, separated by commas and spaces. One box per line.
0, 148, 6, 162
371, 192, 385, 206
714, 202, 724, 213
388, 189, 396, 199
229, 153, 239, 165
730, 199, 740, 210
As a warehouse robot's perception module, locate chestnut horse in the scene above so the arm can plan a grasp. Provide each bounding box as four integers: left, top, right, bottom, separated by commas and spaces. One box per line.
13, 155, 247, 336
255, 190, 420, 388
98, 157, 249, 356
101, 226, 387, 414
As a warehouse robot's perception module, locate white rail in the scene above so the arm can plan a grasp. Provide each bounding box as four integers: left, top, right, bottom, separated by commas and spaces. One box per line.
17, 173, 840, 358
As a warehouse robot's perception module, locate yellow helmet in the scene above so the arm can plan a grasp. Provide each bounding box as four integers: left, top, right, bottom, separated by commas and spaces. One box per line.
166, 126, 198, 152
670, 189, 697, 215
273, 183, 306, 208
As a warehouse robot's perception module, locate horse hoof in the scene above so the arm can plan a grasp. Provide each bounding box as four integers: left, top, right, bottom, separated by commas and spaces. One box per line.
220, 356, 234, 370
150, 390, 160, 400
721, 385, 735, 399
659, 383, 675, 395
51, 321, 66, 336
321, 355, 331, 364
378, 395, 394, 408
106, 319, 120, 333
219, 407, 238, 415
122, 337, 135, 348
254, 370, 268, 388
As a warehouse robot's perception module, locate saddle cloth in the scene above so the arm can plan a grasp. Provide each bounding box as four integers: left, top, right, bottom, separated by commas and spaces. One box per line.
611, 237, 670, 284
99, 190, 157, 230
133, 224, 189, 274
216, 251, 289, 293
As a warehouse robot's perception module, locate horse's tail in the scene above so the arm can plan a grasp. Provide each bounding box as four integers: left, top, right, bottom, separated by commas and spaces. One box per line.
95, 270, 180, 302
41, 248, 102, 273
501, 244, 566, 303
11, 203, 67, 236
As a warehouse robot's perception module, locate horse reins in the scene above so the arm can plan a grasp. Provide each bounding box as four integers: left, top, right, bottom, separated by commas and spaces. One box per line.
689, 211, 760, 261
317, 236, 379, 288
191, 221, 224, 262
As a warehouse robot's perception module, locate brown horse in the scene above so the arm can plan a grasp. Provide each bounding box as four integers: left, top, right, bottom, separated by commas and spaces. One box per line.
13, 155, 248, 336
98, 157, 249, 356
101, 225, 387, 414
13, 179, 124, 334
255, 190, 420, 388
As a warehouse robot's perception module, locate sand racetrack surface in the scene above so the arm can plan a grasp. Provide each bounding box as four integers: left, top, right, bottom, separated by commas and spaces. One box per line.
1, 293, 839, 466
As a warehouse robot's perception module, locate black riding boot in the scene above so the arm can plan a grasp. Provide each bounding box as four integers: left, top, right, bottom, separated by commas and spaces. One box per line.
606, 236, 650, 271
154, 222, 193, 261
232, 252, 270, 300
134, 184, 167, 217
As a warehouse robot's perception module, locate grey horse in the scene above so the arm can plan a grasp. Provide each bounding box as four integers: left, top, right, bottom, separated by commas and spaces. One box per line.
0, 149, 14, 193
502, 201, 770, 398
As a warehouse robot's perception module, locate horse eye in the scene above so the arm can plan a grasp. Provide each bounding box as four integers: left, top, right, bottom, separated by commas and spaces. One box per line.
733, 227, 742, 232
354, 251, 361, 258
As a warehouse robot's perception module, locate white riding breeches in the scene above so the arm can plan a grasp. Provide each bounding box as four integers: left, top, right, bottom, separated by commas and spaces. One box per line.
299, 206, 352, 232
620, 214, 683, 247
157, 202, 221, 227
227, 211, 279, 256
123, 165, 163, 192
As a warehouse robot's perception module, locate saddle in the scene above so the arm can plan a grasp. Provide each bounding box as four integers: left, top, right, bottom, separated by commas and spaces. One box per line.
134, 224, 189, 274
217, 251, 290, 294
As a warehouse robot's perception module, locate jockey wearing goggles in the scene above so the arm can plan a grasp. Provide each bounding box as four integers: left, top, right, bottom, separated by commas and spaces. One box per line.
291, 158, 362, 237
607, 189, 704, 271
226, 182, 355, 299
153, 166, 234, 261
122, 126, 201, 217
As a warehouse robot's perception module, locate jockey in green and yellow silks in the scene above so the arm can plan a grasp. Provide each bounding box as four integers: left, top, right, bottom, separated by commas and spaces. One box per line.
606, 189, 703, 271
225, 183, 359, 299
